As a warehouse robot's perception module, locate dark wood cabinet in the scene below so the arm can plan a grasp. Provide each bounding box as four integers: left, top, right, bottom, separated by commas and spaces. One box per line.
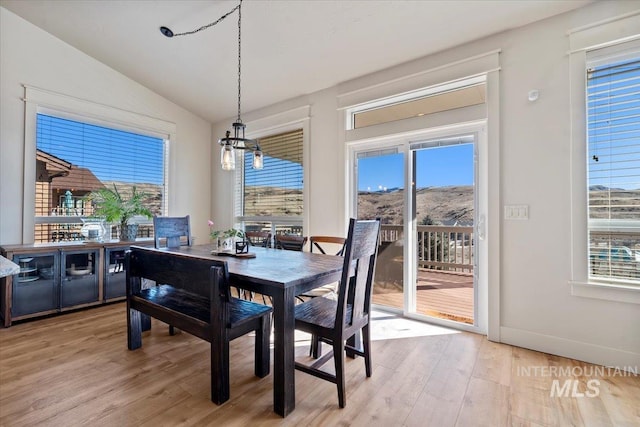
0, 240, 152, 327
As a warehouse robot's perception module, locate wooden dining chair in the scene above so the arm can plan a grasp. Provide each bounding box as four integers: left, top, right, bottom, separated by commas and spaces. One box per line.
245, 231, 271, 248
274, 234, 308, 251
153, 215, 191, 334
294, 218, 380, 408
153, 215, 192, 248
303, 235, 348, 357
237, 231, 273, 303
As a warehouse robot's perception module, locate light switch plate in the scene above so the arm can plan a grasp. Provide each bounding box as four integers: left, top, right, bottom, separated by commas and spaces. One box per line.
504, 205, 529, 220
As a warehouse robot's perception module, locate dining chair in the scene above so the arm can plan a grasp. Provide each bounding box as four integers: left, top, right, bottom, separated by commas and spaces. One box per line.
302, 235, 348, 357
274, 234, 308, 251
294, 218, 380, 408
153, 215, 192, 248
153, 215, 191, 335
245, 231, 271, 248
237, 231, 273, 303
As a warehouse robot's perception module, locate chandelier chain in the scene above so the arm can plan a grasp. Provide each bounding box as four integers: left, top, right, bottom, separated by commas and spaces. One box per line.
237, 1, 242, 122
170, 0, 244, 123
171, 3, 240, 37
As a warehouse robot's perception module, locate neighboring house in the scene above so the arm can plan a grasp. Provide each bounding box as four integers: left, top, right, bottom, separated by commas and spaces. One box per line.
35, 149, 105, 241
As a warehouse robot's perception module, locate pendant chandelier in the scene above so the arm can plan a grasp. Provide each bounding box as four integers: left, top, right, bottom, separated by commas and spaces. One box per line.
160, 0, 262, 171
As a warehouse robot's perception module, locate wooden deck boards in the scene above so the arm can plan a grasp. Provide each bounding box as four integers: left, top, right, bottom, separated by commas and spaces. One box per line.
372, 270, 474, 324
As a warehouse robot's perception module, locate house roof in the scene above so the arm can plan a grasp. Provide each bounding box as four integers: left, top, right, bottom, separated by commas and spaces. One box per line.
51, 166, 105, 192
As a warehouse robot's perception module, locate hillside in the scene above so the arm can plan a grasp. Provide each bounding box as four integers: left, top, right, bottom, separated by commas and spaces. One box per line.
358, 186, 474, 225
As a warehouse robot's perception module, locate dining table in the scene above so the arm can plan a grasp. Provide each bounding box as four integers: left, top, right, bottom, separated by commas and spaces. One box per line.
133, 243, 345, 417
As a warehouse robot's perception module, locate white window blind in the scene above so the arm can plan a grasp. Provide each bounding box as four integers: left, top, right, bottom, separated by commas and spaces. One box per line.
243, 129, 303, 217
35, 113, 167, 242
586, 43, 640, 284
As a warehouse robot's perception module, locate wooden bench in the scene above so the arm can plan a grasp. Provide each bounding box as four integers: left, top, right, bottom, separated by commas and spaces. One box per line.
125, 246, 272, 404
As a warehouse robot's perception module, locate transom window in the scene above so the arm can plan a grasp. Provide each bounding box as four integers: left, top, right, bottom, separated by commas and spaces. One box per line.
347, 75, 486, 130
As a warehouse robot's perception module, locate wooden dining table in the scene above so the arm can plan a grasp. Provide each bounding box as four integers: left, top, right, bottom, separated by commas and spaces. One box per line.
133, 243, 344, 417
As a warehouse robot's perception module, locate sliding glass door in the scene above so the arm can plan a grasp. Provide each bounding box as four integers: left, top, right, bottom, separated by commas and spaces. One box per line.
355, 149, 405, 312
352, 128, 484, 331
411, 136, 476, 325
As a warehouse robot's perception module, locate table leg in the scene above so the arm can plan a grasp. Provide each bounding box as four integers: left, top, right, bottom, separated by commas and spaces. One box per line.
271, 287, 296, 417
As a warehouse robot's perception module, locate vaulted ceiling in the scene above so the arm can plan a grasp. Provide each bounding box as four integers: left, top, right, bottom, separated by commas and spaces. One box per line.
1, 0, 591, 123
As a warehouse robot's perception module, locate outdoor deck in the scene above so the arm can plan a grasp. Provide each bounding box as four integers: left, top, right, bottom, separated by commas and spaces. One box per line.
372, 269, 474, 324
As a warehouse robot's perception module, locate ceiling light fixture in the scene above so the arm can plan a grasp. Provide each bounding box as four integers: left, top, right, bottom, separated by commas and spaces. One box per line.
160, 0, 262, 171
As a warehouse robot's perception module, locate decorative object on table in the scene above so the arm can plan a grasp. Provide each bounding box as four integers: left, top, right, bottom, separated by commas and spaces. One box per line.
80, 217, 107, 242
85, 184, 153, 241
209, 220, 245, 252
235, 238, 249, 254
159, 0, 263, 172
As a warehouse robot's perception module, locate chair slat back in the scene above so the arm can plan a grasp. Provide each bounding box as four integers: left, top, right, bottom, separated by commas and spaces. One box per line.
245, 231, 271, 248
335, 219, 380, 331
275, 234, 308, 251
310, 236, 347, 256
153, 215, 192, 248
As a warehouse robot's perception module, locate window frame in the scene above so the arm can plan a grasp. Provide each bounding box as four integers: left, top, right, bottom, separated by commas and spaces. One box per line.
23, 86, 175, 243
567, 13, 640, 304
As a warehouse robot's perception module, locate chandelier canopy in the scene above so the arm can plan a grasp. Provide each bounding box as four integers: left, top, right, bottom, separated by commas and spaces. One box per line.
160, 0, 262, 171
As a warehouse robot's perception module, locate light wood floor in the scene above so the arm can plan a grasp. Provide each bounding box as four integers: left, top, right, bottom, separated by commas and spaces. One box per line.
0, 303, 638, 426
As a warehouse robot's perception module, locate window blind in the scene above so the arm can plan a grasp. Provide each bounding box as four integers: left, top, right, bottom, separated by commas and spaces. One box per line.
586, 45, 640, 284
35, 113, 166, 242
243, 129, 303, 217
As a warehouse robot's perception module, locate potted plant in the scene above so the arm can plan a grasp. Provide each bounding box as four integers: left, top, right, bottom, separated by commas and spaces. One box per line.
208, 220, 245, 252
86, 184, 153, 241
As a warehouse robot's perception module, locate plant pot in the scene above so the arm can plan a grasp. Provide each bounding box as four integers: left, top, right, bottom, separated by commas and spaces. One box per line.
120, 224, 139, 241
221, 237, 235, 252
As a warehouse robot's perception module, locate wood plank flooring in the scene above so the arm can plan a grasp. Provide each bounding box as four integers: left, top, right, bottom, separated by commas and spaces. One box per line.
0, 303, 638, 426
372, 270, 474, 324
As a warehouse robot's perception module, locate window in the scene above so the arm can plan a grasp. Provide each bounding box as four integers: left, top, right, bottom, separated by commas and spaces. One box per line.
240, 128, 303, 237
347, 76, 486, 130
34, 113, 167, 242
586, 44, 640, 285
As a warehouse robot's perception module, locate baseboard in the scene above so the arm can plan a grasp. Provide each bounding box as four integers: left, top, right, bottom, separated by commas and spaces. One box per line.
500, 326, 640, 371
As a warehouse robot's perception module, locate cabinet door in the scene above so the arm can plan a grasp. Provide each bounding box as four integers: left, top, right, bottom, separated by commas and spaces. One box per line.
104, 247, 127, 300
11, 253, 58, 317
60, 249, 100, 307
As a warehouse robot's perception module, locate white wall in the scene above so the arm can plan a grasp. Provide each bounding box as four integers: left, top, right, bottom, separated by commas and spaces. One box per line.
0, 8, 212, 244
213, 1, 640, 368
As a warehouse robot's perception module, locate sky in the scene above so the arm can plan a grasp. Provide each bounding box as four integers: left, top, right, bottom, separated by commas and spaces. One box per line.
37, 114, 165, 185
358, 143, 474, 191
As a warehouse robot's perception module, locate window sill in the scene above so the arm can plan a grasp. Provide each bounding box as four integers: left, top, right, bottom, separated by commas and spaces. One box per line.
569, 281, 640, 305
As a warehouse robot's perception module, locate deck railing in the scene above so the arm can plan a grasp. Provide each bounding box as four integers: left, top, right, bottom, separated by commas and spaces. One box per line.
380, 224, 474, 273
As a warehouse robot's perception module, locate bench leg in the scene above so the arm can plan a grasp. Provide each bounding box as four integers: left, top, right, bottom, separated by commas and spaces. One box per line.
141, 313, 151, 332
255, 314, 271, 378
211, 337, 230, 404
127, 308, 142, 350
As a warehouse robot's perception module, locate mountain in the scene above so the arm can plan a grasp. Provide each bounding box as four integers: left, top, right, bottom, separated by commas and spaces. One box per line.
358, 185, 474, 225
